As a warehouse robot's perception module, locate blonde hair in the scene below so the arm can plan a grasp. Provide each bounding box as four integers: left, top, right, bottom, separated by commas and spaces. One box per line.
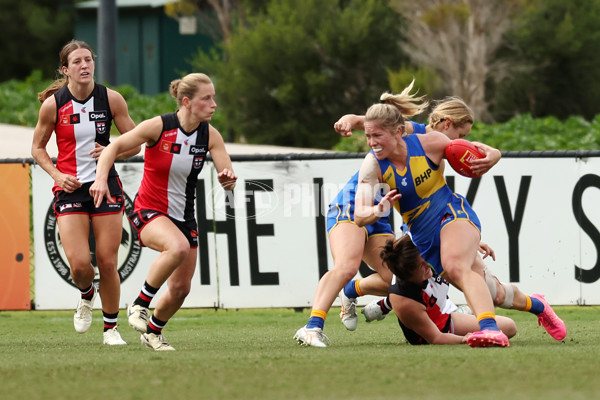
365, 80, 429, 134
169, 73, 213, 108
428, 96, 474, 129
38, 40, 96, 103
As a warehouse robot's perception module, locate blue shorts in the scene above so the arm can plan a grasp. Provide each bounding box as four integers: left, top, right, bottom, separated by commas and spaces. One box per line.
412, 193, 481, 275
326, 203, 393, 238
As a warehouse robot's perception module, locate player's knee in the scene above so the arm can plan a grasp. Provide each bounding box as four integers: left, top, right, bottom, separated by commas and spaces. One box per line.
443, 265, 467, 288
68, 259, 92, 280
94, 253, 118, 273
167, 241, 191, 264
334, 263, 360, 282
502, 319, 518, 338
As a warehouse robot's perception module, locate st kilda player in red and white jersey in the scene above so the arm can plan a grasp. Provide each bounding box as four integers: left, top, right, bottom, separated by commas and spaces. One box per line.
133, 112, 210, 224
90, 73, 237, 351
382, 235, 517, 345
32, 40, 138, 345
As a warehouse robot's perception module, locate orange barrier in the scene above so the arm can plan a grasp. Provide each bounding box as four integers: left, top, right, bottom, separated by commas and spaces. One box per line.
0, 163, 31, 310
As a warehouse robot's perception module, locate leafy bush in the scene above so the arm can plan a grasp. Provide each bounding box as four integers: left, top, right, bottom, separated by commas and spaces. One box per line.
333, 113, 600, 152
2, 73, 598, 152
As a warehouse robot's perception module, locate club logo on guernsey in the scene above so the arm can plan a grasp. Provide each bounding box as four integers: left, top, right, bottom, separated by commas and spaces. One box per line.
96, 122, 106, 134
44, 192, 141, 288
193, 156, 204, 169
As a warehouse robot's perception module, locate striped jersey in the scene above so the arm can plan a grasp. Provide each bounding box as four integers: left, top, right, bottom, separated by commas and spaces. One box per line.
389, 273, 457, 345
134, 112, 209, 222
53, 83, 115, 192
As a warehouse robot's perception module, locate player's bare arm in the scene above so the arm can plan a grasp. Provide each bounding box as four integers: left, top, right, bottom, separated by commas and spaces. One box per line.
32, 97, 82, 193
208, 124, 237, 190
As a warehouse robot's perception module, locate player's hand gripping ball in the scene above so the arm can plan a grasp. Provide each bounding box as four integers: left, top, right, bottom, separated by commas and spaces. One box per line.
444, 139, 485, 178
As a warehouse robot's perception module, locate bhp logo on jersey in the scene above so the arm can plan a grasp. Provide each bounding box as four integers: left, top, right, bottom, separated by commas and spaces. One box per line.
160, 140, 182, 154
89, 111, 107, 121
415, 168, 433, 186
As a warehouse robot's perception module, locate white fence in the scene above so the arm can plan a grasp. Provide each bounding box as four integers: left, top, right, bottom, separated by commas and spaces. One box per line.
31, 153, 600, 309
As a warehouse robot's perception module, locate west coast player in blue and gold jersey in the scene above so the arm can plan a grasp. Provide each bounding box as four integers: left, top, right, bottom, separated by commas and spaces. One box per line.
353, 93, 566, 347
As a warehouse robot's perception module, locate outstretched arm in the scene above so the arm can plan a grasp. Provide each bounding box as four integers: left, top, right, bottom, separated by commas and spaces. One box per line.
333, 114, 365, 137
334, 114, 417, 137
89, 116, 162, 207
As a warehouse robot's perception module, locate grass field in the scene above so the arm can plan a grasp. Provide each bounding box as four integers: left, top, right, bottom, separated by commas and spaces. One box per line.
0, 305, 598, 400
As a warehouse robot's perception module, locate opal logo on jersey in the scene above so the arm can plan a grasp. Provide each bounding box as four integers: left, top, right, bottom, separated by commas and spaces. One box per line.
43, 192, 142, 288
189, 145, 206, 155
89, 111, 107, 121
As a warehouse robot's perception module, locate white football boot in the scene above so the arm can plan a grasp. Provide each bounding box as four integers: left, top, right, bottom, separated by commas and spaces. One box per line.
361, 299, 388, 323
103, 326, 127, 345
73, 289, 97, 333
141, 332, 175, 351
339, 290, 358, 331
293, 326, 330, 348
127, 303, 150, 333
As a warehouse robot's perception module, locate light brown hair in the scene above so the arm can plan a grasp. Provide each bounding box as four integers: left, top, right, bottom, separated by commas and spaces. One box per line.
38, 40, 96, 103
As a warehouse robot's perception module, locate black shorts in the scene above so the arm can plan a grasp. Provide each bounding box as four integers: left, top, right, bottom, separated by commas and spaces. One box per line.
53, 176, 124, 217
128, 209, 198, 248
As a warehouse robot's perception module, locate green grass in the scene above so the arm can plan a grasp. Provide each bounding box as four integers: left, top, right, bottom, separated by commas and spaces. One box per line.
0, 306, 597, 400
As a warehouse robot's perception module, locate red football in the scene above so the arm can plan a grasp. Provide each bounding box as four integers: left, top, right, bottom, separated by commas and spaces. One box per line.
444, 139, 485, 178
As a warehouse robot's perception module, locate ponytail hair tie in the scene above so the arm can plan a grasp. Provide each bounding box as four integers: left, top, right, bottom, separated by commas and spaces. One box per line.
379, 99, 386, 104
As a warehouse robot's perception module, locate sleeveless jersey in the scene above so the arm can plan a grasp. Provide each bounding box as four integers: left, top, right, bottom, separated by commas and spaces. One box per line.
53, 83, 116, 192
374, 134, 453, 241
134, 112, 209, 222
389, 273, 457, 345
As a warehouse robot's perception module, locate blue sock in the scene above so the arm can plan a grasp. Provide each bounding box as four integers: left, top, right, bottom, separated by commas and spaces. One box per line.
529, 297, 545, 315
306, 316, 325, 330
478, 312, 500, 331
343, 280, 359, 299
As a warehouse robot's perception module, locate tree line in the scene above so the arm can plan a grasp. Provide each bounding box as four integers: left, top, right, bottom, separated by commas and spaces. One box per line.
2, 0, 600, 150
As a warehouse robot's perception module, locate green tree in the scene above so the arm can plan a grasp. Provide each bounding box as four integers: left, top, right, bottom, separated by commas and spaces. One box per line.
190, 0, 407, 149
0, 0, 75, 82
389, 0, 522, 123
493, 0, 600, 121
